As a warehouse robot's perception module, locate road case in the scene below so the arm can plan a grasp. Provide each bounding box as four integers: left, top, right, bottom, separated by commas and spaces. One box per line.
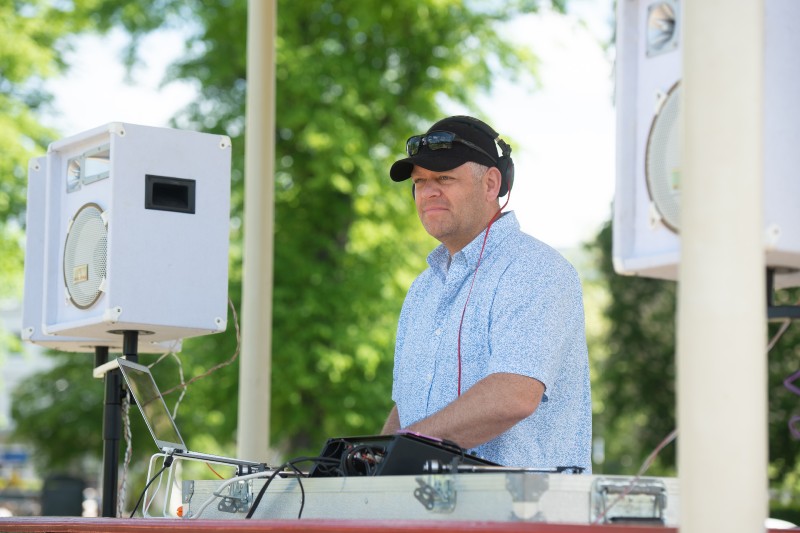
181, 471, 679, 525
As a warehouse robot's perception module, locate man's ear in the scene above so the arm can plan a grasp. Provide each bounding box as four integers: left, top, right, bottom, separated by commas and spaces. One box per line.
484, 166, 503, 200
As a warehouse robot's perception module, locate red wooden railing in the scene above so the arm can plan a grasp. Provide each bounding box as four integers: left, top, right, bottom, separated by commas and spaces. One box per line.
0, 518, 679, 533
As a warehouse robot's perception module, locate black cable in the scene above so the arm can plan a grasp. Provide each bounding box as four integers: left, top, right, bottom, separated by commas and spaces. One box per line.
287, 463, 305, 518
445, 438, 467, 464
128, 454, 174, 518
245, 456, 337, 520
245, 462, 286, 519
342, 444, 385, 476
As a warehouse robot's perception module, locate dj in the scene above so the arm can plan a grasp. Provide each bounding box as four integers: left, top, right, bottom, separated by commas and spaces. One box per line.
380, 116, 592, 472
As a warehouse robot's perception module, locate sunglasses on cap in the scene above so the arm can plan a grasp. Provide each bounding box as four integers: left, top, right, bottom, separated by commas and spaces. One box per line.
405, 131, 497, 162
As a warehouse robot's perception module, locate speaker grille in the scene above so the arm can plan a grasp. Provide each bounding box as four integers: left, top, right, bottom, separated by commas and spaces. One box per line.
645, 81, 682, 233
63, 203, 108, 309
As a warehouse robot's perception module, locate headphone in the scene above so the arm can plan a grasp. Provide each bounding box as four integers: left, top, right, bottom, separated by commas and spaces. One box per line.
411, 116, 515, 199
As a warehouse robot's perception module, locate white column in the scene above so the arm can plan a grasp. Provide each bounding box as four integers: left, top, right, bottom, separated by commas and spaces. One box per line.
678, 1, 767, 532
237, 0, 276, 460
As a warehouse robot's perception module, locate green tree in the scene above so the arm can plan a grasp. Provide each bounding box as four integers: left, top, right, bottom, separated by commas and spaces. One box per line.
9, 1, 562, 477
1, 1, 64, 303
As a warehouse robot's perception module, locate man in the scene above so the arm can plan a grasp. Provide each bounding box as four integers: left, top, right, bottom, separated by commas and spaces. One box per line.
381, 115, 591, 471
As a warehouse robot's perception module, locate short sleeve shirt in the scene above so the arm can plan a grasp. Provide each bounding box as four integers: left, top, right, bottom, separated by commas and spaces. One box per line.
391, 211, 592, 471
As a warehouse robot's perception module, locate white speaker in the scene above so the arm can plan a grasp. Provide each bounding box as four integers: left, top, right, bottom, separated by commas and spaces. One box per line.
22, 156, 182, 353
613, 0, 800, 288
39, 122, 232, 342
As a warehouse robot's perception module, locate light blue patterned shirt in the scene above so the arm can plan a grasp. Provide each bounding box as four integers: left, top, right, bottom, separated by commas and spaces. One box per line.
392, 211, 591, 471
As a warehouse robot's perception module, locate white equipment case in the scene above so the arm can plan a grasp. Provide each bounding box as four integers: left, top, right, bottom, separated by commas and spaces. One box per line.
181, 472, 679, 525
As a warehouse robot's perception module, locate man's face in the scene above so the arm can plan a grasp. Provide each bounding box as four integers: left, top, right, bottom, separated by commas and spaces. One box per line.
411, 163, 494, 254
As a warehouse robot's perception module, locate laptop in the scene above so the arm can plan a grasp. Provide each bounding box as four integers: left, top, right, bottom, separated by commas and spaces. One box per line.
116, 357, 269, 475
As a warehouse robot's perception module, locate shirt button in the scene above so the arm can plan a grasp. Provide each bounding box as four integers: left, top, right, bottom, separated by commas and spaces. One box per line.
434, 328, 442, 336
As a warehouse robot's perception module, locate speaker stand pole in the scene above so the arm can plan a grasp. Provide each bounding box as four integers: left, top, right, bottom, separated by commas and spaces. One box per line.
99, 344, 120, 518
99, 331, 139, 517
95, 346, 109, 369
122, 331, 139, 364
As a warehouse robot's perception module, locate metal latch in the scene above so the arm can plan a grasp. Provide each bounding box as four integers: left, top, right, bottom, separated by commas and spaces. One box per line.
182, 480, 194, 504
591, 477, 667, 525
505, 473, 549, 521
414, 475, 456, 513
217, 479, 252, 514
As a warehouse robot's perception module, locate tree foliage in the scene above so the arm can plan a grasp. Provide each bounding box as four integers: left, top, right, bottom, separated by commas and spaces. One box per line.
8, 0, 561, 475
1, 1, 63, 300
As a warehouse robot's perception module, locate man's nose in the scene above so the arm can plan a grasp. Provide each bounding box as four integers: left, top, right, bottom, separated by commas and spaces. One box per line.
416, 180, 442, 199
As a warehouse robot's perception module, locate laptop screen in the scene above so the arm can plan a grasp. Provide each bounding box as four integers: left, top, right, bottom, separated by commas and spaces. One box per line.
117, 358, 186, 452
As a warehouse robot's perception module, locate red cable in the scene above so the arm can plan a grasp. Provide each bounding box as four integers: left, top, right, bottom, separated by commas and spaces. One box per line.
456, 192, 511, 396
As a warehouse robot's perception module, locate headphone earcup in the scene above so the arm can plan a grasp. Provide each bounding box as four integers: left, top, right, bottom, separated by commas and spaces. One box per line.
448, 117, 513, 198
497, 156, 514, 197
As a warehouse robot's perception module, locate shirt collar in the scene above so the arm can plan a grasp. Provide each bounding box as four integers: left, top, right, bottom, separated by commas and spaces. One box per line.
427, 211, 520, 275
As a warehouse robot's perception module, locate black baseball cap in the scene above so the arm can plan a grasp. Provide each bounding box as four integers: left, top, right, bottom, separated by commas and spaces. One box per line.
389, 116, 499, 182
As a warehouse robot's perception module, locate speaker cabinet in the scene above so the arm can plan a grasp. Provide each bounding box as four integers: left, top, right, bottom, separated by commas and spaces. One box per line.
38, 122, 231, 342
613, 0, 800, 288
22, 157, 182, 353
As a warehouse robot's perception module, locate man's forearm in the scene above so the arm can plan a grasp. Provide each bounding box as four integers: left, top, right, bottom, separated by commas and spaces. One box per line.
406, 372, 544, 450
